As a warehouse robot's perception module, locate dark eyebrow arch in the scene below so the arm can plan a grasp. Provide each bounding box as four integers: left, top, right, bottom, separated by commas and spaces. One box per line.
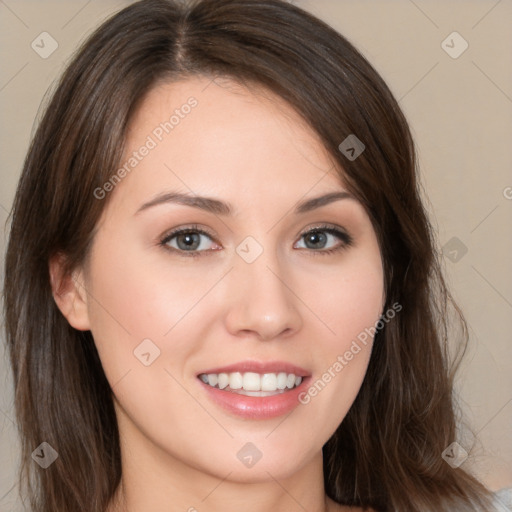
134, 190, 353, 216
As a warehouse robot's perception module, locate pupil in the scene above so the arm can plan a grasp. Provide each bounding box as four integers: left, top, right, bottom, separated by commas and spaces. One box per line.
307, 231, 326, 248
178, 233, 199, 250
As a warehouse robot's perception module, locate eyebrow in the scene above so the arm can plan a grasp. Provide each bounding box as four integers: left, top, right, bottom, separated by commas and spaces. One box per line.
135, 190, 353, 216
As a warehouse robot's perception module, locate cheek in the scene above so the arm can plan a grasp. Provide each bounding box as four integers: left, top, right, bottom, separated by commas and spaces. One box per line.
300, 251, 385, 355
87, 226, 210, 327
293, 248, 384, 417
83, 235, 209, 386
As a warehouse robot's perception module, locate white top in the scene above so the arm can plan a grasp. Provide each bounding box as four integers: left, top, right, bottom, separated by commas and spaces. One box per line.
493, 487, 512, 511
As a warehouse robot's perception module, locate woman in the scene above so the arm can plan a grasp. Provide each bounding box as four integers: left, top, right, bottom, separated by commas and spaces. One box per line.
3, 0, 508, 511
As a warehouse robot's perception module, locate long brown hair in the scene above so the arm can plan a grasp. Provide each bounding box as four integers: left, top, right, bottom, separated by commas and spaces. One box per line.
3, 0, 496, 510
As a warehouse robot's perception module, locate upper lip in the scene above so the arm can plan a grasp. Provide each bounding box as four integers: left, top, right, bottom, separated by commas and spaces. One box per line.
197, 360, 311, 378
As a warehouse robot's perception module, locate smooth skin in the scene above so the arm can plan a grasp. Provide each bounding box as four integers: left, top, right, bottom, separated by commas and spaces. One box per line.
50, 76, 383, 512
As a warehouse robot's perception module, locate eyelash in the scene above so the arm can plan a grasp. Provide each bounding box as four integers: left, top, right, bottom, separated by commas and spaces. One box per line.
159, 223, 353, 258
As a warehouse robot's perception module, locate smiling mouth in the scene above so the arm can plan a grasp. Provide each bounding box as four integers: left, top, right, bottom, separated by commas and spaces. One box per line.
198, 371, 303, 396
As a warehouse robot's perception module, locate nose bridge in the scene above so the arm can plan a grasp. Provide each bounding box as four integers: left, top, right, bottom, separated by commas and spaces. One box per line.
225, 235, 302, 340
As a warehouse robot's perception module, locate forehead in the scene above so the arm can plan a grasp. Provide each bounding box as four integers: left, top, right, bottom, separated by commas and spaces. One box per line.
110, 76, 346, 214
129, 75, 322, 144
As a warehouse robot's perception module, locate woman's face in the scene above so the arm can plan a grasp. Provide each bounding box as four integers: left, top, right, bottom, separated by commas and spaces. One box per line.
67, 76, 385, 482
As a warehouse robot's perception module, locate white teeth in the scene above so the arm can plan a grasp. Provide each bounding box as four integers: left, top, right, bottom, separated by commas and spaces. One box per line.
217, 373, 229, 389
261, 373, 277, 391
229, 372, 243, 390
199, 371, 304, 392
243, 372, 261, 391
276, 372, 287, 390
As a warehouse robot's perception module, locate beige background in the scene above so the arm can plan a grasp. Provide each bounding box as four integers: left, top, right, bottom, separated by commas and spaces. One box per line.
1, 0, 511, 509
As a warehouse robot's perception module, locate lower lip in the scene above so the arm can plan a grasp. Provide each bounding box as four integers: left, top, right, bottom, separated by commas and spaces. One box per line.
198, 377, 311, 420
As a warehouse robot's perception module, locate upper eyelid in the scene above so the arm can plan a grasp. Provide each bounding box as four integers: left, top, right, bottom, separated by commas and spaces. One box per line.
161, 224, 217, 243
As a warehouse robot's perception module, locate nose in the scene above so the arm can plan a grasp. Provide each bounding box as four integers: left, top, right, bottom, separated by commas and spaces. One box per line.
224, 251, 303, 341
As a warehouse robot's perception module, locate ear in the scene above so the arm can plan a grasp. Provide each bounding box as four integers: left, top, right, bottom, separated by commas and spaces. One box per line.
49, 253, 91, 331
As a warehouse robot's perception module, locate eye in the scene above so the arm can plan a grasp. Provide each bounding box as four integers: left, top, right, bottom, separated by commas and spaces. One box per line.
160, 224, 220, 257
159, 223, 353, 257
294, 225, 353, 255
